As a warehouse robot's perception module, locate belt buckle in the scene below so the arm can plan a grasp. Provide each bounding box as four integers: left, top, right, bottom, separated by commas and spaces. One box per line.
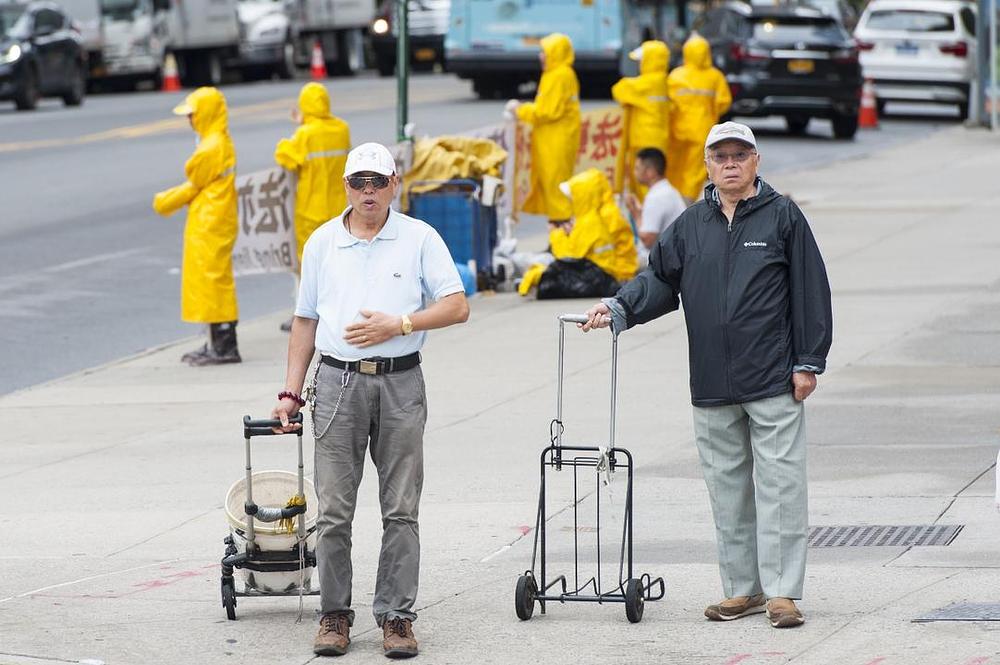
359, 359, 379, 375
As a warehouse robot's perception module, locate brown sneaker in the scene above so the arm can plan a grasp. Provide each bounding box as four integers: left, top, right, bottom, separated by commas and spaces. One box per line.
382, 617, 418, 659
314, 613, 350, 656
704, 593, 767, 621
766, 598, 805, 628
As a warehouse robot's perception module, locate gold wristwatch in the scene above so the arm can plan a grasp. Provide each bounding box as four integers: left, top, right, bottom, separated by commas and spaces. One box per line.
400, 314, 414, 336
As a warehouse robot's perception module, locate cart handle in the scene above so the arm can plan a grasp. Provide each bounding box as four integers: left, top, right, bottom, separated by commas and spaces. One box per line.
243, 414, 303, 438
559, 313, 613, 331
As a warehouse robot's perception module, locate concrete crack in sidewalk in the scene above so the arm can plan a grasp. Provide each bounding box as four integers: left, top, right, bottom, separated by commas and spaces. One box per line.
784, 570, 964, 663
105, 507, 218, 558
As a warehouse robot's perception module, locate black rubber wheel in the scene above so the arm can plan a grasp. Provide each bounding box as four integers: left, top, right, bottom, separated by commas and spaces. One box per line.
221, 578, 237, 620
785, 116, 809, 135
276, 38, 296, 80
14, 66, 39, 111
375, 50, 395, 76
514, 574, 537, 621
876, 99, 887, 117
958, 102, 969, 120
62, 62, 85, 107
624, 578, 644, 623
831, 112, 859, 140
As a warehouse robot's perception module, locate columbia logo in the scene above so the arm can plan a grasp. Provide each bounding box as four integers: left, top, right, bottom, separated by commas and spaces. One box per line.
744, 241, 767, 248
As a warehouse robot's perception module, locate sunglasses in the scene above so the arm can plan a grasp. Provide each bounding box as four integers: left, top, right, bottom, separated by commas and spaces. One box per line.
346, 175, 392, 191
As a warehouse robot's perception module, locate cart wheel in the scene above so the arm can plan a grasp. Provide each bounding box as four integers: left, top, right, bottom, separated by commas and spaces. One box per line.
624, 578, 644, 623
221, 578, 237, 620
515, 574, 537, 621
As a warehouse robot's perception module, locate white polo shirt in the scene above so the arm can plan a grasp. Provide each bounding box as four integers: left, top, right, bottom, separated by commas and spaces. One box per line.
295, 207, 464, 361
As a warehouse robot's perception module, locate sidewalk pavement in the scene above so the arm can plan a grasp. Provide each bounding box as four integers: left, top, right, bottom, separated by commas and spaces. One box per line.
2, 126, 1000, 665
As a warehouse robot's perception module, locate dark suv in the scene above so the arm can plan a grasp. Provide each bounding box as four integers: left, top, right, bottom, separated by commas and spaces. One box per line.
0, 1, 86, 111
693, 2, 862, 138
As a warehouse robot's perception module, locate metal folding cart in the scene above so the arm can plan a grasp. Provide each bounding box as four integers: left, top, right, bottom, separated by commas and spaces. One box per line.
220, 414, 319, 620
515, 314, 665, 623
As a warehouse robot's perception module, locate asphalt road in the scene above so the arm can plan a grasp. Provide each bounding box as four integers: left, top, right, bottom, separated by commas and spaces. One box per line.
0, 72, 962, 395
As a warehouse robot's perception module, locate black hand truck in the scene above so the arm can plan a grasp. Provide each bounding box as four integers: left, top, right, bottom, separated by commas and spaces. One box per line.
515, 313, 665, 623
220, 414, 319, 620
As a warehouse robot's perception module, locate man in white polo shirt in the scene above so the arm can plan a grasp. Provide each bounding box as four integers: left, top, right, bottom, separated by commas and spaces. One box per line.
624, 147, 687, 266
272, 142, 469, 659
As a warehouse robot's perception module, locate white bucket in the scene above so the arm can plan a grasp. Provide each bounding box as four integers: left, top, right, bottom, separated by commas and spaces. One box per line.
225, 470, 320, 593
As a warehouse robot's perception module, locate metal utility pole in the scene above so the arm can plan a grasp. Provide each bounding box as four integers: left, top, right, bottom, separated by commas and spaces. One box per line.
396, 0, 410, 143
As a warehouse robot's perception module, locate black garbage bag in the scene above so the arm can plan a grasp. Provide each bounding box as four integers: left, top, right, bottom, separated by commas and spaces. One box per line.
536, 258, 620, 300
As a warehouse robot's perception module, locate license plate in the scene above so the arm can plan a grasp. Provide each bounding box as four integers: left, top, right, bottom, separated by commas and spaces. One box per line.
414, 48, 436, 62
787, 59, 815, 74
521, 36, 541, 47
896, 43, 919, 55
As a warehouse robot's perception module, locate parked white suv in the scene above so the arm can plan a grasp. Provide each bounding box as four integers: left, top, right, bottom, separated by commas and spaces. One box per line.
854, 0, 976, 118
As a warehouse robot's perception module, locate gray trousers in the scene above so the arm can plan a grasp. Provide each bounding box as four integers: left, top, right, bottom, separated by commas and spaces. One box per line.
692, 391, 808, 600
312, 362, 427, 626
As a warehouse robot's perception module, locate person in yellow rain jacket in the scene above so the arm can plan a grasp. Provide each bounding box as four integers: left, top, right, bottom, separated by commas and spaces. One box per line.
519, 169, 637, 295
611, 40, 670, 199
153, 87, 240, 366
509, 33, 581, 222
274, 82, 351, 331
667, 34, 732, 201
275, 82, 351, 263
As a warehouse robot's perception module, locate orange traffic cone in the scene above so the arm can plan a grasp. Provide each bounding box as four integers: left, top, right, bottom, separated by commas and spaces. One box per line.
859, 78, 879, 129
161, 52, 181, 92
310, 40, 327, 80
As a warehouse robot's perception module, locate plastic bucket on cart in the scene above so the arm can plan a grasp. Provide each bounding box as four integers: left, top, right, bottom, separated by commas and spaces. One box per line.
225, 471, 320, 593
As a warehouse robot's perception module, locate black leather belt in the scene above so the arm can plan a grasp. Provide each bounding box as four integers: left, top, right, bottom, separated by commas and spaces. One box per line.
321, 352, 421, 376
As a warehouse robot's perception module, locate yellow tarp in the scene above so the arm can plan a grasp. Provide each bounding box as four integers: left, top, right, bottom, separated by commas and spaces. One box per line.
403, 136, 508, 210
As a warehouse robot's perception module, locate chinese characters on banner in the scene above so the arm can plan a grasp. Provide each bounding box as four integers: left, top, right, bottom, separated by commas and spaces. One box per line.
232, 167, 297, 277
512, 106, 623, 215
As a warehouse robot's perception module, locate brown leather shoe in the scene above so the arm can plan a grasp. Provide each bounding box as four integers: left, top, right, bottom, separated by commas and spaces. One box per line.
704, 593, 767, 621
766, 598, 805, 628
314, 613, 350, 656
383, 617, 418, 659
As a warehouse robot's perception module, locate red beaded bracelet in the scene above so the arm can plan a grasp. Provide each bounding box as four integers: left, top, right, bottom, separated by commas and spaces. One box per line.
278, 390, 306, 407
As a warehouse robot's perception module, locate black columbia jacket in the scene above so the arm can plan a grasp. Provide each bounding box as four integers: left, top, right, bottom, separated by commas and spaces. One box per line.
615, 178, 832, 407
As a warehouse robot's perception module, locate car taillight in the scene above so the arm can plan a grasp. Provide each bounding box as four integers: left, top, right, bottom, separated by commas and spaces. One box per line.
729, 44, 769, 62
833, 47, 858, 63
855, 39, 875, 51
939, 41, 968, 57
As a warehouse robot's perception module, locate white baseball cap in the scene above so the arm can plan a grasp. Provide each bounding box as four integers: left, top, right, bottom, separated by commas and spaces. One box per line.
344, 142, 397, 176
705, 121, 757, 151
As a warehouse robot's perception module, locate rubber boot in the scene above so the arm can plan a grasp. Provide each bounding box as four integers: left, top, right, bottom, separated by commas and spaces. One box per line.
188, 322, 241, 366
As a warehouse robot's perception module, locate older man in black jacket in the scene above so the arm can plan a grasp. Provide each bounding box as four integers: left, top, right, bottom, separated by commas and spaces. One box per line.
582, 121, 832, 629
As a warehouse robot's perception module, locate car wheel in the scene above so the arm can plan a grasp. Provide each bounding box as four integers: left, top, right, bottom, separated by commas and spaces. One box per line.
62, 62, 86, 107
14, 65, 39, 111
375, 50, 394, 76
831, 112, 859, 140
276, 38, 296, 80
332, 29, 364, 76
958, 101, 969, 120
785, 117, 809, 135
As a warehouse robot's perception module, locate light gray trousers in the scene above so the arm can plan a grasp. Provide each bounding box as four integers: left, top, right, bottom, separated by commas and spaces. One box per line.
692, 391, 808, 600
312, 362, 427, 626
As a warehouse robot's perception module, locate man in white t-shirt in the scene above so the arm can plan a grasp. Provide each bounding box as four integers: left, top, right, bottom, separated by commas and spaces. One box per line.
625, 147, 688, 266
271, 142, 469, 659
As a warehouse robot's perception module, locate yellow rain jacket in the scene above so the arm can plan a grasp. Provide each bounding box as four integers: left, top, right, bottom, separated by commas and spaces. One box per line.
519, 169, 636, 294
153, 87, 238, 324
594, 171, 638, 282
611, 40, 670, 197
403, 135, 507, 209
667, 35, 732, 200
274, 82, 351, 264
516, 33, 580, 220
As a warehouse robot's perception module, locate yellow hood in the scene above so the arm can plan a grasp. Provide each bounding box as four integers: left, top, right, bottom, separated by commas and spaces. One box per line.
174, 87, 229, 137
682, 34, 712, 70
541, 32, 574, 71
298, 82, 331, 121
639, 40, 669, 75
567, 169, 605, 219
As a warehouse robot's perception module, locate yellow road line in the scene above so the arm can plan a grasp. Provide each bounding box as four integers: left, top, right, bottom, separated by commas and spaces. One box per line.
0, 87, 471, 154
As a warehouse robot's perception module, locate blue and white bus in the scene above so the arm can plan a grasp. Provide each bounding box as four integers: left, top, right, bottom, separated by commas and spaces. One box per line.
446, 0, 686, 99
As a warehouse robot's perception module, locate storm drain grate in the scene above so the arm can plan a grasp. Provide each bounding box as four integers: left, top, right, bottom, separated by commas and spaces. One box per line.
913, 603, 1000, 622
808, 524, 963, 548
